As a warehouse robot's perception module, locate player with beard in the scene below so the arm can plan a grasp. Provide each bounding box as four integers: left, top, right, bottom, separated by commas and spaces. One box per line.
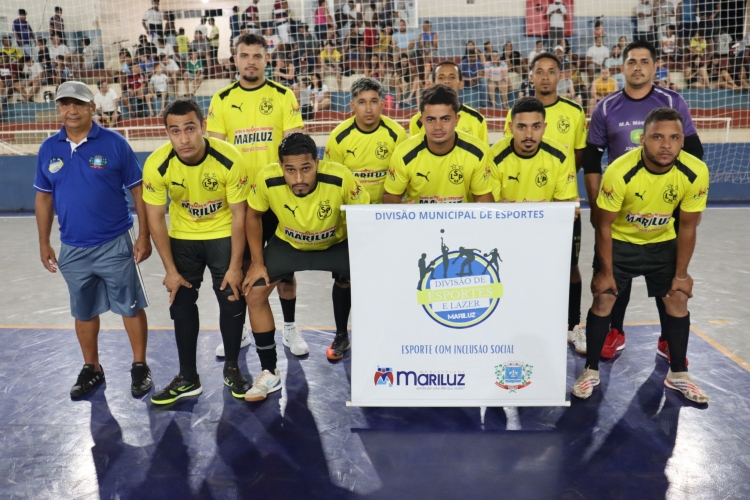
582, 40, 704, 362
573, 108, 709, 404
503, 52, 588, 353
207, 33, 306, 359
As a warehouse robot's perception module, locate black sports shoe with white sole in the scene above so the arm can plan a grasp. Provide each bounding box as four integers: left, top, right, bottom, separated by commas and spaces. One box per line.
70, 364, 105, 398
130, 362, 153, 397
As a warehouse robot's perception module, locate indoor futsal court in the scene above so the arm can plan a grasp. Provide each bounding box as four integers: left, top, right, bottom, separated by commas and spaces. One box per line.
1, 208, 748, 499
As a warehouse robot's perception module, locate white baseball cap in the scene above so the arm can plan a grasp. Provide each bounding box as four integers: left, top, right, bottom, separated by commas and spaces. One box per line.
55, 81, 94, 102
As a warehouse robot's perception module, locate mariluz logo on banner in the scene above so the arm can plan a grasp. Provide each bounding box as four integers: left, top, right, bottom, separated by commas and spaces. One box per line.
415, 229, 504, 329
374, 366, 466, 389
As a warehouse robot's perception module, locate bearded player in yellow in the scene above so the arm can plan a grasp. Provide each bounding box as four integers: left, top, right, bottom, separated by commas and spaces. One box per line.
326, 77, 407, 203
409, 61, 488, 144
573, 108, 710, 404
142, 98, 251, 403
241, 133, 369, 402
384, 85, 495, 204
504, 52, 588, 354
207, 33, 306, 359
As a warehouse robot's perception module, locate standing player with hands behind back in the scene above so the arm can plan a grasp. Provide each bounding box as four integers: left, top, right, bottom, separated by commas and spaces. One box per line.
207, 33, 306, 358
573, 108, 709, 404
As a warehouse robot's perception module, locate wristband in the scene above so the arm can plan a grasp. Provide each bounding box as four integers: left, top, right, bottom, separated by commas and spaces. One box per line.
674, 275, 689, 281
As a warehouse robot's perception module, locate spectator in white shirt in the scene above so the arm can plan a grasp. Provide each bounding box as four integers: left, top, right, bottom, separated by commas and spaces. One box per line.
547, 0, 567, 48
585, 35, 610, 78
528, 40, 543, 67
159, 54, 180, 83
80, 37, 97, 71
156, 37, 175, 59
142, 0, 164, 42
636, 0, 655, 46
49, 35, 71, 64
15, 56, 43, 102
94, 80, 120, 126
149, 62, 169, 115
660, 25, 677, 60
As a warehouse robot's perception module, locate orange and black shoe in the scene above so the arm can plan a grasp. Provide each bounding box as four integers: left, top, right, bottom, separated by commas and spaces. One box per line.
326, 333, 350, 361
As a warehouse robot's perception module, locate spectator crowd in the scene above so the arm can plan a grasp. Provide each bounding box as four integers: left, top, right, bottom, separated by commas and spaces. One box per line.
1, 0, 749, 121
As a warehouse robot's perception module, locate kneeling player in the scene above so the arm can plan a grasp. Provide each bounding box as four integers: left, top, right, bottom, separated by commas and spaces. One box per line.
242, 133, 370, 402
143, 98, 252, 403
573, 108, 709, 404
383, 84, 495, 204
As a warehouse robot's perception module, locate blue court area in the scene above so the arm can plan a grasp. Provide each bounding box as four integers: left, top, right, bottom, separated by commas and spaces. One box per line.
1, 324, 748, 499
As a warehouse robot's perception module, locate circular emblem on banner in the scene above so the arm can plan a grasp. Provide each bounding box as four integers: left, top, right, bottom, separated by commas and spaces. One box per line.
416, 233, 504, 329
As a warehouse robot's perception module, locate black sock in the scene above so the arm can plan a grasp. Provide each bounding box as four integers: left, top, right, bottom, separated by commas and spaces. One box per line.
218, 295, 245, 368
610, 280, 632, 332
585, 310, 611, 371
253, 329, 277, 372
655, 297, 667, 342
175, 318, 199, 382
279, 297, 296, 323
662, 312, 690, 372
568, 281, 582, 331
332, 284, 351, 336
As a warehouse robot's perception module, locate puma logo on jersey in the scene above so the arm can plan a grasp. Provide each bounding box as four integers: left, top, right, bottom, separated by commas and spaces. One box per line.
635, 191, 646, 201
284, 204, 298, 217
416, 172, 430, 182
508, 173, 520, 182
171, 179, 186, 189
345, 148, 358, 158
231, 103, 243, 112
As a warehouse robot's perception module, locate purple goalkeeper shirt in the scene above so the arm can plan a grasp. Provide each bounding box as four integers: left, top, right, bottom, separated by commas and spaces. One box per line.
587, 85, 697, 164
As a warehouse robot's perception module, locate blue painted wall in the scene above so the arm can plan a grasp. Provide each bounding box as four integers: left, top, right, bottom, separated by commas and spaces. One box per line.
2, 146, 748, 212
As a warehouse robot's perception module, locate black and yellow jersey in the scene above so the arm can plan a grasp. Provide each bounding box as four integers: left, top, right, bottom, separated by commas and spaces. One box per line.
598, 147, 710, 245
409, 104, 488, 144
504, 96, 587, 154
325, 115, 408, 204
385, 131, 494, 203
206, 79, 303, 173
248, 161, 370, 250
489, 135, 577, 202
142, 137, 250, 240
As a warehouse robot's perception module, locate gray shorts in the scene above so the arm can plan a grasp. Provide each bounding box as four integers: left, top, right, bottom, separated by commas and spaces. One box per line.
58, 228, 149, 321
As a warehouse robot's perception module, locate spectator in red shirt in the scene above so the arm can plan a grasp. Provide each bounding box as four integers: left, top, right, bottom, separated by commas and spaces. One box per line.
274, 0, 292, 44
362, 21, 378, 55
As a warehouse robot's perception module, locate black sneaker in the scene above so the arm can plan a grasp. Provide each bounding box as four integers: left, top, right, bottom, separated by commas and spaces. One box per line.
130, 362, 153, 397
326, 333, 350, 361
150, 375, 203, 405
223, 367, 251, 398
70, 364, 105, 398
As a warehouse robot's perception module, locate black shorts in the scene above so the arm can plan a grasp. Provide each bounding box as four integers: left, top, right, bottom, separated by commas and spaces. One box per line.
170, 236, 233, 295
593, 239, 677, 298
255, 236, 351, 286
571, 216, 581, 267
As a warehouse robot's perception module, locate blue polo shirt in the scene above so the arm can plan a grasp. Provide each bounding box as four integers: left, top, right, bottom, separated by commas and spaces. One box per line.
34, 122, 143, 248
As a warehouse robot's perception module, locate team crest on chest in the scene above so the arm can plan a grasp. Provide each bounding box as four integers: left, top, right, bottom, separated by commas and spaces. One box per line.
259, 97, 274, 115
48, 157, 64, 173
449, 165, 464, 185
317, 200, 333, 220
535, 167, 548, 187
89, 155, 107, 169
557, 115, 571, 134
662, 184, 678, 204
375, 142, 390, 160
202, 172, 219, 191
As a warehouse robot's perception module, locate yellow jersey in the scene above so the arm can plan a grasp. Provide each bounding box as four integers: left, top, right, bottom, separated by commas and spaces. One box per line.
385, 131, 494, 203
248, 161, 370, 250
593, 77, 617, 98
142, 137, 250, 240
206, 79, 303, 174
503, 96, 587, 153
409, 104, 488, 144
325, 115, 408, 204
597, 147, 710, 245
489, 136, 578, 202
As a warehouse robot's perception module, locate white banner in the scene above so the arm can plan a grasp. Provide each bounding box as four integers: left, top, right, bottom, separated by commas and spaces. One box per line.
345, 203, 575, 407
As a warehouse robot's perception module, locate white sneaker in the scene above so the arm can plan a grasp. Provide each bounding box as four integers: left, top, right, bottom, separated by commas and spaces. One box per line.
215, 325, 253, 357
244, 369, 282, 402
665, 369, 709, 404
282, 323, 309, 356
572, 368, 600, 399
571, 325, 587, 355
